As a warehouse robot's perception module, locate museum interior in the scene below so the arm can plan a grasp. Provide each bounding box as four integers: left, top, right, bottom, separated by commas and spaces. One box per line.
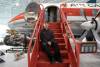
0, 0, 100, 67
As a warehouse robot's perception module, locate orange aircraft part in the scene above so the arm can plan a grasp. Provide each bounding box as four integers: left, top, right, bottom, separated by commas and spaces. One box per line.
62, 8, 95, 16
63, 8, 81, 16
9, 12, 24, 23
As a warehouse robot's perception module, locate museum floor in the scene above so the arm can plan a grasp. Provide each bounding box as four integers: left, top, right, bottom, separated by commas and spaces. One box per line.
0, 45, 100, 67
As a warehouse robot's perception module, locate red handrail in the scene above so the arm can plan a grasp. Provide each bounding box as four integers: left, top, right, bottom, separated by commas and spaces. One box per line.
60, 5, 80, 67
75, 42, 80, 67
31, 8, 44, 61
28, 5, 44, 67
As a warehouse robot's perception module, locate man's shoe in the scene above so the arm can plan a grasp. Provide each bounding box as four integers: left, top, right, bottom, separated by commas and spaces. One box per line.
50, 57, 55, 64
57, 59, 62, 63
50, 60, 55, 64
55, 57, 63, 63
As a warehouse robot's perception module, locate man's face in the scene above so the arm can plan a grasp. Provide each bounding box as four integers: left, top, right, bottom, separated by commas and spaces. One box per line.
43, 23, 48, 30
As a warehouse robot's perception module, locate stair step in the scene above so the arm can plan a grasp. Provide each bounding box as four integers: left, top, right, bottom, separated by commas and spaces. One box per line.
48, 24, 60, 27
55, 38, 65, 43
51, 29, 62, 33
38, 50, 68, 61
54, 33, 63, 38
58, 43, 66, 50
38, 59, 70, 63
48, 22, 60, 26
48, 27, 61, 29
37, 59, 70, 67
48, 23, 60, 29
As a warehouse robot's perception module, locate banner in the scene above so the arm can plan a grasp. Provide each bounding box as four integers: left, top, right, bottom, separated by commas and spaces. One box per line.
67, 3, 100, 8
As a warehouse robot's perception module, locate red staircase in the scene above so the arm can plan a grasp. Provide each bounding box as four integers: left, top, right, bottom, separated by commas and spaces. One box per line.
37, 22, 71, 67
28, 5, 80, 67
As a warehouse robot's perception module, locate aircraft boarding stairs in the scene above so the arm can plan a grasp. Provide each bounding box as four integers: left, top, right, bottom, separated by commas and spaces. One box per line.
37, 22, 74, 67
27, 6, 80, 67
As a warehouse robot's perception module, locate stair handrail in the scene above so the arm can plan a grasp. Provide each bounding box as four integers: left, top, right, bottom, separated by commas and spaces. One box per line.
60, 5, 78, 48
28, 5, 44, 67
31, 10, 44, 67
60, 5, 80, 67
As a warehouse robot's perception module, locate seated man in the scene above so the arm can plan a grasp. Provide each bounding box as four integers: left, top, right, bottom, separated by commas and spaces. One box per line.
40, 23, 62, 63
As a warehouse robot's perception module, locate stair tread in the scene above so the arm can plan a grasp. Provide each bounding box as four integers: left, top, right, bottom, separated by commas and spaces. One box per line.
39, 50, 68, 54
38, 59, 71, 64
54, 33, 62, 34
52, 30, 62, 33
58, 43, 65, 45
55, 38, 64, 39
48, 23, 60, 26
49, 28, 60, 29
51, 29, 61, 30
48, 22, 60, 23
48, 26, 61, 29
54, 33, 63, 35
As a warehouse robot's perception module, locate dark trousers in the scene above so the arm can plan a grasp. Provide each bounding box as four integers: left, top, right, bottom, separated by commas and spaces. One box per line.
41, 41, 62, 62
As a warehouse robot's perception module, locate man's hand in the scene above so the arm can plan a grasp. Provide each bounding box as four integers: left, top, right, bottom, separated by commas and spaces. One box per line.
48, 41, 51, 46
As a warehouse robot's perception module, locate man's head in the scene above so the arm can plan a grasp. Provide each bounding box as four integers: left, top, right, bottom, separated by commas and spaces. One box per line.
43, 23, 48, 30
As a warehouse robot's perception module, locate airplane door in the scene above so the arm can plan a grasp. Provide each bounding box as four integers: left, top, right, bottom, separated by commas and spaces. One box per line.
45, 6, 59, 22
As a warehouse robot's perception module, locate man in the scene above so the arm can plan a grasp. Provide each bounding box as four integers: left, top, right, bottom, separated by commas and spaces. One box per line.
40, 23, 62, 63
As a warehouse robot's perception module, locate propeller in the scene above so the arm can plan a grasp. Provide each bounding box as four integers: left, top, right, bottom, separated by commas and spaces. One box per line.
79, 9, 100, 41
79, 9, 89, 40
94, 10, 100, 19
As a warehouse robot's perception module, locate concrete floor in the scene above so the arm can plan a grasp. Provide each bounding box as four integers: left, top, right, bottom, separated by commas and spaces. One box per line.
80, 53, 100, 67
1, 53, 100, 67
0, 45, 28, 67
0, 53, 28, 67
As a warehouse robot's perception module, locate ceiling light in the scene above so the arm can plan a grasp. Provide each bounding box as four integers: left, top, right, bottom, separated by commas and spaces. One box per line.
15, 2, 20, 7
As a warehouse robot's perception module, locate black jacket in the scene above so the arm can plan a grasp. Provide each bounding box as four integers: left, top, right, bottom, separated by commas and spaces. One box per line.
40, 28, 55, 42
